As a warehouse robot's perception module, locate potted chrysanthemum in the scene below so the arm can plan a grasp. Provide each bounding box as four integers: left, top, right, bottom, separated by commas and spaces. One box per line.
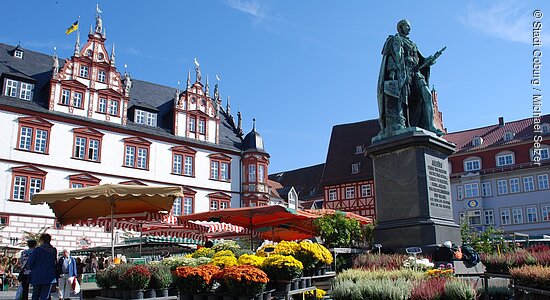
122, 265, 151, 299
214, 265, 269, 299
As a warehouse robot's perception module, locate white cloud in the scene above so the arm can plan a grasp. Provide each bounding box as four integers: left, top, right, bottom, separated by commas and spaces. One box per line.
460, 1, 531, 44
223, 0, 262, 18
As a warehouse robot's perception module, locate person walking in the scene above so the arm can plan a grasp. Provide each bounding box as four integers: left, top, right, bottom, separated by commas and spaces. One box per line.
27, 234, 57, 300
56, 250, 77, 300
18, 239, 37, 300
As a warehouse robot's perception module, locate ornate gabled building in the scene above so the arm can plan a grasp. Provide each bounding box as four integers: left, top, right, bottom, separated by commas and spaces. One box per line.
0, 13, 269, 249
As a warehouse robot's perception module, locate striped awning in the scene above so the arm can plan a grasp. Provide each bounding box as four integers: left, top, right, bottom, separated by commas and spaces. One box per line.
192, 221, 261, 238
123, 235, 204, 245
75, 212, 206, 232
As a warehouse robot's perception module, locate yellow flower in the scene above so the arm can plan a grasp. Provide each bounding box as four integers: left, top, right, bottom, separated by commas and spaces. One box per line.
274, 241, 299, 256
237, 254, 265, 267
210, 255, 238, 269
213, 250, 235, 258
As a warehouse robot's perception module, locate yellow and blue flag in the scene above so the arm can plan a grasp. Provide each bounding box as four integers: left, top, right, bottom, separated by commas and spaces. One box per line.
65, 20, 79, 35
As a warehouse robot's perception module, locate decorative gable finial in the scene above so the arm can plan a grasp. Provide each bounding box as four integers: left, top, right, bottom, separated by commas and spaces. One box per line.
237, 111, 243, 135
175, 81, 180, 106
74, 32, 80, 56
214, 74, 220, 102
194, 58, 201, 82
52, 46, 59, 77
110, 43, 116, 66
252, 118, 256, 131
95, 4, 103, 34
226, 96, 231, 116
186, 69, 191, 90
89, 24, 93, 35
205, 74, 210, 97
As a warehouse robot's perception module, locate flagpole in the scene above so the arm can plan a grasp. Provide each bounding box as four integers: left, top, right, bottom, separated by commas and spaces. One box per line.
77, 16, 80, 35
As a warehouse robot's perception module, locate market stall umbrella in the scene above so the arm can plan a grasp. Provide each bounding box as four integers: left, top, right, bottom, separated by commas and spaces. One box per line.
304, 209, 374, 225
31, 183, 184, 259
192, 221, 262, 240
179, 205, 320, 246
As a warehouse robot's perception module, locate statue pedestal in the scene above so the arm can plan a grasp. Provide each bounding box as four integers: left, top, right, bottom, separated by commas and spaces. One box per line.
366, 128, 461, 253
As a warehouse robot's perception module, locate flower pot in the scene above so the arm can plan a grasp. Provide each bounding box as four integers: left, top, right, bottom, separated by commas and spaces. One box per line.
181, 294, 194, 300
222, 295, 234, 300
238, 296, 253, 300
157, 288, 169, 297
208, 294, 221, 300
254, 294, 263, 300
292, 280, 300, 291
100, 289, 108, 297
144, 289, 156, 299
130, 290, 144, 299
275, 282, 291, 293
194, 295, 206, 300
321, 268, 327, 275
168, 287, 178, 296
114, 289, 123, 299
305, 277, 312, 287
263, 290, 272, 300
122, 290, 130, 300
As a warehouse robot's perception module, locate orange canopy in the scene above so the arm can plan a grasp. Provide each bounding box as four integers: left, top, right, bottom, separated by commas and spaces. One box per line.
179, 205, 320, 241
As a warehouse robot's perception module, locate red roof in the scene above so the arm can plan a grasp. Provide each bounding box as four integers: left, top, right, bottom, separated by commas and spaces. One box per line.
444, 115, 550, 153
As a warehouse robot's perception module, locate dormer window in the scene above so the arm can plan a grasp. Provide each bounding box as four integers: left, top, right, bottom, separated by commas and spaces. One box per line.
542, 123, 550, 134
3, 78, 34, 101
98, 53, 104, 60
355, 145, 363, 154
86, 49, 92, 57
472, 136, 483, 147
352, 163, 360, 174
503, 131, 515, 141
14, 50, 23, 59
134, 109, 157, 127
496, 151, 515, 167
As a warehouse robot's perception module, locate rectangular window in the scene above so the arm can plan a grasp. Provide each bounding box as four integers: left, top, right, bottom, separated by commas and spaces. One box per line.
19, 127, 32, 150
71, 183, 84, 188
509, 178, 521, 193
361, 185, 372, 197
328, 189, 337, 201
210, 200, 218, 211
484, 210, 494, 225
351, 163, 359, 174
542, 205, 550, 221
137, 148, 148, 169
34, 129, 48, 153
248, 165, 256, 182
500, 209, 511, 225
465, 160, 481, 171
464, 183, 479, 198
355, 145, 363, 154
125, 146, 135, 167
73, 92, 83, 108
538, 174, 549, 190
14, 50, 23, 59
221, 162, 229, 181
497, 154, 514, 166
527, 207, 538, 223
481, 182, 492, 197
98, 70, 106, 83
109, 100, 119, 116
497, 180, 508, 195
173, 154, 182, 175
79, 66, 89, 78
88, 139, 99, 161
539, 148, 549, 160
19, 82, 33, 100
61, 89, 71, 105
198, 118, 206, 134
5, 79, 18, 97
183, 197, 193, 215
74, 137, 86, 159
220, 201, 229, 210
29, 178, 42, 196
184, 156, 193, 176
98, 98, 107, 113
172, 197, 182, 216
146, 112, 156, 127
523, 176, 535, 192
211, 161, 219, 179
345, 187, 355, 199
457, 186, 463, 200
468, 210, 482, 225
136, 110, 145, 124
258, 165, 265, 183
13, 176, 27, 200
189, 117, 196, 132
512, 208, 523, 224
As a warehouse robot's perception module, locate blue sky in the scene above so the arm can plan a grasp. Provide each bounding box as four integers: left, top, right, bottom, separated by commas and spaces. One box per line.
1, 0, 548, 173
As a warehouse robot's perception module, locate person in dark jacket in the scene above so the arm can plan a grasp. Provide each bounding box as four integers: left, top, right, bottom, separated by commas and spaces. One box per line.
27, 234, 57, 300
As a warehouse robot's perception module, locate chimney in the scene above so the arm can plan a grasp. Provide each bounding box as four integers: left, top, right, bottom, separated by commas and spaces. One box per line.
498, 117, 505, 127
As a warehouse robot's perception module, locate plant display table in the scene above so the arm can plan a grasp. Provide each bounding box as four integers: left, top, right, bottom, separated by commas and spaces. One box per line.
272, 286, 316, 300
96, 296, 177, 300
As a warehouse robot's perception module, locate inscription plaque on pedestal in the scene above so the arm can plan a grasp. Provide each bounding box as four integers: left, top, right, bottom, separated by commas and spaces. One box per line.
425, 154, 453, 220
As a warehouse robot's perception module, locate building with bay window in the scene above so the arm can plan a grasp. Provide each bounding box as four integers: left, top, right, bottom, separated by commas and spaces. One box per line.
0, 15, 269, 249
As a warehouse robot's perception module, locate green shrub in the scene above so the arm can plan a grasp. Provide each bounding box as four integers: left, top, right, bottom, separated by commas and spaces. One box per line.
147, 263, 172, 289
336, 268, 426, 283
95, 269, 113, 288
110, 264, 133, 289
444, 280, 476, 300
353, 253, 408, 270
161, 256, 212, 271
212, 240, 241, 253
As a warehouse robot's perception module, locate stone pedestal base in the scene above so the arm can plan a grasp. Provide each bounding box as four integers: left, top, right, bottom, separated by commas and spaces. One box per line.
366, 128, 461, 254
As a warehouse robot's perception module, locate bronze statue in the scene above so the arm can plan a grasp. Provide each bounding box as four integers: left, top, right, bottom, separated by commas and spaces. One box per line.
377, 19, 445, 137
